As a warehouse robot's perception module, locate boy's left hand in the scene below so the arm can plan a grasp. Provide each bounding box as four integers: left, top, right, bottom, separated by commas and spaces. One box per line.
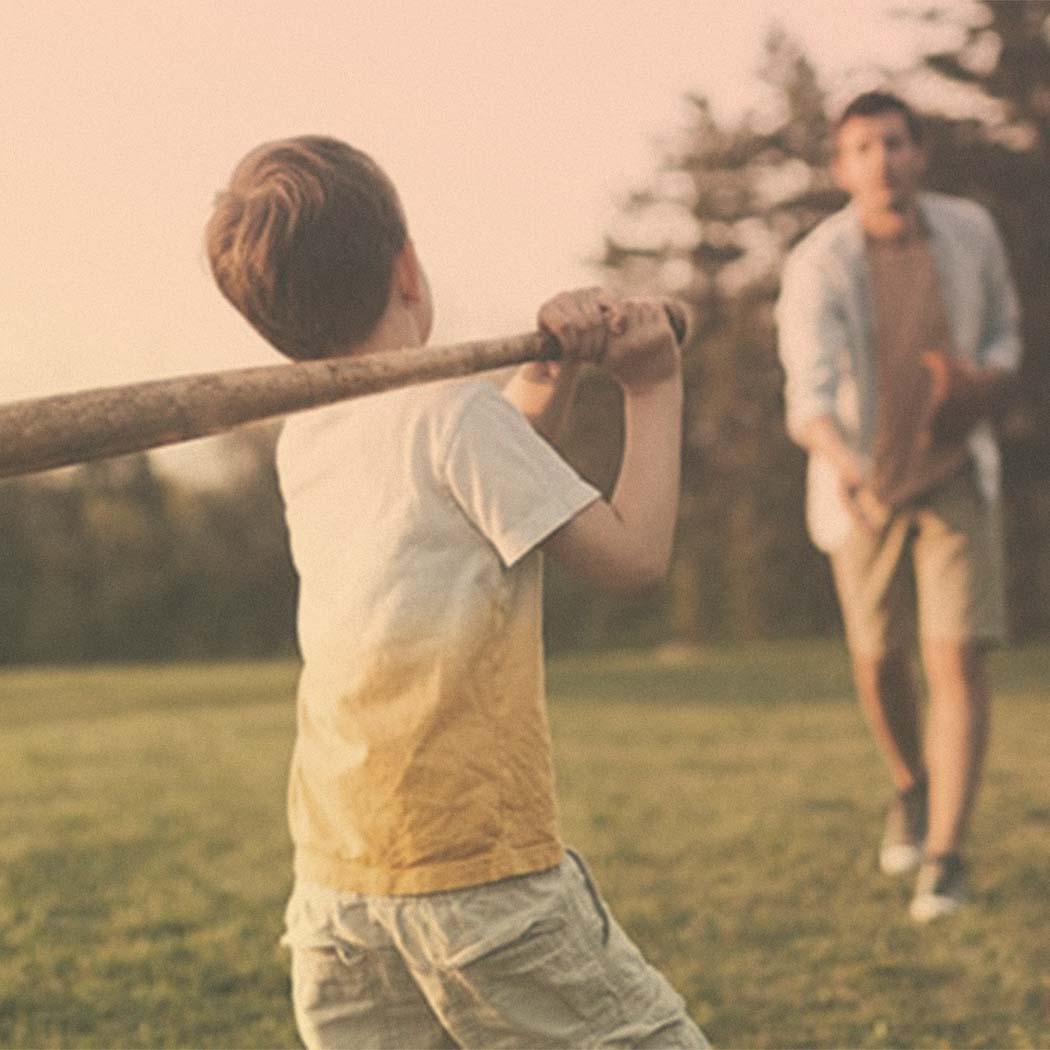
536, 287, 622, 378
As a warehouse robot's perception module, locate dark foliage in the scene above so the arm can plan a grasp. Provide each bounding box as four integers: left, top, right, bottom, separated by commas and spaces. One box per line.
0, 435, 297, 664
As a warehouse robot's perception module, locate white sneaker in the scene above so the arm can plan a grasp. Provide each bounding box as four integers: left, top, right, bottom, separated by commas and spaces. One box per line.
879, 780, 927, 876
909, 854, 967, 923
880, 842, 924, 876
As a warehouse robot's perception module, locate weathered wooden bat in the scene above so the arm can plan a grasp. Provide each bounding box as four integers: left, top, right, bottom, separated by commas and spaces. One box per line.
0, 303, 688, 480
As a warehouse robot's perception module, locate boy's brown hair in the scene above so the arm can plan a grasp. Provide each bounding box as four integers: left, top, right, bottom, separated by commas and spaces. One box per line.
206, 136, 407, 360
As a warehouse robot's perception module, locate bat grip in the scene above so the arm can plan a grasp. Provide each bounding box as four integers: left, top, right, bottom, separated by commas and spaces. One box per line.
540, 299, 690, 359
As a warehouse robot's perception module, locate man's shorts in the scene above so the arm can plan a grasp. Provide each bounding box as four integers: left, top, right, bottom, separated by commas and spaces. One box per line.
283, 850, 708, 1050
829, 467, 1006, 657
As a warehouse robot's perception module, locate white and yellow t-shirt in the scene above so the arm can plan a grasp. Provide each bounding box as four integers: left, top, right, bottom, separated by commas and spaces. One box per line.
276, 377, 599, 895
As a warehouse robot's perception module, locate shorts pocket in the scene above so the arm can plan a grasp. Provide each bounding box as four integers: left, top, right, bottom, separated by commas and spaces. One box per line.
455, 913, 620, 1038
292, 944, 375, 1011
431, 864, 623, 1042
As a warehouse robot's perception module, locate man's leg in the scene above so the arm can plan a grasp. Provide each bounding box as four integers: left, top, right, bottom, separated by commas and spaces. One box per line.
909, 471, 1005, 920
908, 639, 991, 920
851, 647, 930, 874
850, 647, 925, 792
919, 640, 990, 857
831, 503, 930, 872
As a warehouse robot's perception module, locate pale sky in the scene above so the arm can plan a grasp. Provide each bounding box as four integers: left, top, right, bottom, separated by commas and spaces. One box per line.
2, 1, 966, 415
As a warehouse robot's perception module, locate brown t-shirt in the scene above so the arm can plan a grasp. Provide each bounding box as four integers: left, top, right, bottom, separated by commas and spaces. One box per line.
867, 231, 972, 507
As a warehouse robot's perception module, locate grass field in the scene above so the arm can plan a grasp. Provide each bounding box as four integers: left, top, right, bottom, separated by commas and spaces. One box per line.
2, 641, 1049, 1049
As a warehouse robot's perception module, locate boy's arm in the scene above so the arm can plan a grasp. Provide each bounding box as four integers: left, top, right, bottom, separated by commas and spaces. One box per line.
501, 360, 585, 444
541, 298, 682, 595
502, 287, 614, 443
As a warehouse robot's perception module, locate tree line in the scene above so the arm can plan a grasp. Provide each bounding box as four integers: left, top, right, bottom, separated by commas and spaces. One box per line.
0, 435, 296, 663
2, 1, 1048, 663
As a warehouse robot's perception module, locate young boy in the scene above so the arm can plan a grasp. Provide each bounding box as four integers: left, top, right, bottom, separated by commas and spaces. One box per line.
206, 135, 707, 1049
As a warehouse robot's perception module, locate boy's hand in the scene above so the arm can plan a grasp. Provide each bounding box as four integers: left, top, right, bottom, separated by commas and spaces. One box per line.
537, 287, 621, 377
540, 294, 682, 595
600, 297, 680, 392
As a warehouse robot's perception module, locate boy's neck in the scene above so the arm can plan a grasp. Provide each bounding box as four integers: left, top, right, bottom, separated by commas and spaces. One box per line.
337, 304, 427, 359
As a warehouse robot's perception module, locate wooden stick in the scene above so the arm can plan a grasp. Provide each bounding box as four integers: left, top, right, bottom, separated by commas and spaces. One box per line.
0, 303, 687, 480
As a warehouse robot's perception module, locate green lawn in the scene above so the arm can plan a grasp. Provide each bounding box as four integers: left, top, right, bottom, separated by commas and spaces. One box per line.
2, 642, 1049, 1049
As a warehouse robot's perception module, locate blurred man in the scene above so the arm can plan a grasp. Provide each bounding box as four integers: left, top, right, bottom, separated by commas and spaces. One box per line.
776, 91, 1020, 921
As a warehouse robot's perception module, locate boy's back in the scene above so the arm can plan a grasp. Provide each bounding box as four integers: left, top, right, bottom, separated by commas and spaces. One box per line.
207, 134, 707, 1048
277, 377, 599, 895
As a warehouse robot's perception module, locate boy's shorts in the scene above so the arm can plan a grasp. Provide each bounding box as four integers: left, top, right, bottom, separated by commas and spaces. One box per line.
283, 849, 708, 1050
829, 467, 1006, 657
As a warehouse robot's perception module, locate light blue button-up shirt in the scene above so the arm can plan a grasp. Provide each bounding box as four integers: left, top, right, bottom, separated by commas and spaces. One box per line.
776, 191, 1022, 551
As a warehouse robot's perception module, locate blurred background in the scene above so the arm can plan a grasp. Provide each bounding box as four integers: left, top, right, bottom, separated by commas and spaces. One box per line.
1, 0, 1047, 664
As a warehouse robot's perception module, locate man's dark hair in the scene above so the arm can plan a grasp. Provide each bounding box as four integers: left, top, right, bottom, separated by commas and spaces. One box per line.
206, 136, 408, 361
835, 91, 923, 145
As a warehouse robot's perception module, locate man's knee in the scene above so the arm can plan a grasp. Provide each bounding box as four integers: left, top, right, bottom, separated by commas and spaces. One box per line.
852, 647, 914, 700
922, 639, 990, 700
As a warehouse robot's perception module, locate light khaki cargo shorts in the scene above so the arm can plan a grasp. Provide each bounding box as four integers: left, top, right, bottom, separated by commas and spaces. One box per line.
283, 850, 708, 1049
830, 468, 1006, 657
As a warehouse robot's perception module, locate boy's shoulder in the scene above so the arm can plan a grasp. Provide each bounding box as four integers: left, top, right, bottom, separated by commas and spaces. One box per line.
276, 377, 506, 478
417, 375, 507, 423
397, 376, 512, 449
282, 375, 497, 433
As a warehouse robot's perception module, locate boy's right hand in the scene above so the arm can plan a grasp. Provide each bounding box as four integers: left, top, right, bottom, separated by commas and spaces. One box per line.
599, 297, 680, 392
537, 290, 681, 392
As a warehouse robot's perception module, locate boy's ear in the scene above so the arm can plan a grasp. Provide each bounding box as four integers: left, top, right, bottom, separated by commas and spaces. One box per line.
394, 240, 424, 304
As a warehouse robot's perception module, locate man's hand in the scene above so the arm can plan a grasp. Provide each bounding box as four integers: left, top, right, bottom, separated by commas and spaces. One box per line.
920, 350, 1012, 447
837, 455, 880, 535
800, 415, 879, 535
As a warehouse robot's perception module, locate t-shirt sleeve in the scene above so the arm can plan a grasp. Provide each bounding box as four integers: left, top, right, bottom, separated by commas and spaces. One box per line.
440, 383, 601, 567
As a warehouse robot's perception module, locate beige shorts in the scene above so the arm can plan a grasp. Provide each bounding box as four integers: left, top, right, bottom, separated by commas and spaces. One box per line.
283, 850, 707, 1050
830, 467, 1006, 657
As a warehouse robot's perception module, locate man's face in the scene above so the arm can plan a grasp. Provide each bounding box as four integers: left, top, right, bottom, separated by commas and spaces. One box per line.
833, 110, 925, 215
